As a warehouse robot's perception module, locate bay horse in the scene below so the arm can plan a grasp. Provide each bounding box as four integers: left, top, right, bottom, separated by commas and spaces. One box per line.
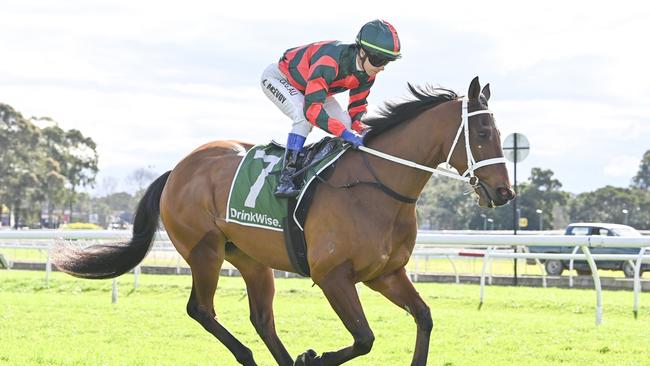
52, 77, 514, 366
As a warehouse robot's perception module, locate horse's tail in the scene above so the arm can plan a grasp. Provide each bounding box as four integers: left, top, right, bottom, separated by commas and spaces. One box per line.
52, 171, 172, 279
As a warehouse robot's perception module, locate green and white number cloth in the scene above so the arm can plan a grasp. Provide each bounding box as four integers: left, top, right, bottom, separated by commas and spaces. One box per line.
226, 144, 345, 232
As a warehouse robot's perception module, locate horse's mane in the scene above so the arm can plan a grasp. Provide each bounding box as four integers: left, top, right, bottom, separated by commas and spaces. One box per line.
364, 84, 458, 141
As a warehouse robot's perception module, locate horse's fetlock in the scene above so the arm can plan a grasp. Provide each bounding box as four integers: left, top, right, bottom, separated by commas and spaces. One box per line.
235, 347, 255, 365
353, 333, 375, 355
186, 301, 198, 319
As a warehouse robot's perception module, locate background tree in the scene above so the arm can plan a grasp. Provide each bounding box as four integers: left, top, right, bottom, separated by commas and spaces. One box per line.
128, 167, 158, 203
97, 191, 137, 227
128, 167, 158, 193
1, 104, 99, 227
632, 150, 650, 189
416, 167, 571, 231
569, 186, 637, 225
102, 192, 135, 212
99, 176, 118, 197
40, 125, 68, 227
631, 189, 650, 229
418, 176, 482, 230
514, 168, 570, 230
61, 129, 99, 221
0, 104, 45, 227
41, 160, 67, 228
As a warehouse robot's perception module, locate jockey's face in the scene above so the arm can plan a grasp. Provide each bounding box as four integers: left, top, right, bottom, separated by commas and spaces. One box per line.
358, 49, 387, 77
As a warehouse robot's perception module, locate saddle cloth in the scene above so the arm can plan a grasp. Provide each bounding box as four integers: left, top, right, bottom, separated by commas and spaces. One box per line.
226, 138, 347, 232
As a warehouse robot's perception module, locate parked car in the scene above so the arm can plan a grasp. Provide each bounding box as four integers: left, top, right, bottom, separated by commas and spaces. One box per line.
527, 223, 649, 277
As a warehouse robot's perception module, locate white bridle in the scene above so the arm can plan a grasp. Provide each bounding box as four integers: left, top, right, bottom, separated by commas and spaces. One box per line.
358, 97, 507, 187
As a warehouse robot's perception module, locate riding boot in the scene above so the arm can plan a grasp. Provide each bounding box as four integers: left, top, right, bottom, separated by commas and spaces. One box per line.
275, 133, 306, 198
275, 149, 301, 198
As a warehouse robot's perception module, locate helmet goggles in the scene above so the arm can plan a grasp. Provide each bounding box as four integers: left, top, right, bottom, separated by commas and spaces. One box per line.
366, 52, 391, 67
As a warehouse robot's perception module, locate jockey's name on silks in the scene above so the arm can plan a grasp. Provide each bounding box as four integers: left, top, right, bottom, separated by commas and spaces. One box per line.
225, 143, 345, 232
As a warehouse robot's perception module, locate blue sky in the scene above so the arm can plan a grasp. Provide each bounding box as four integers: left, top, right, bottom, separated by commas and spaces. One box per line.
2, 1, 649, 195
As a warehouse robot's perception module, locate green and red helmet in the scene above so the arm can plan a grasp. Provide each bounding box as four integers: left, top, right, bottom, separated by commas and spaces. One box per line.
355, 19, 401, 61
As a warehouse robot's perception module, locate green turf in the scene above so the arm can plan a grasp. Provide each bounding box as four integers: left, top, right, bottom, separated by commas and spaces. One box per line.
1, 270, 650, 366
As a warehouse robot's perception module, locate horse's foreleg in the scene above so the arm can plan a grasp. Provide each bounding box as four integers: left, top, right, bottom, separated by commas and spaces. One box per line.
228, 248, 293, 366
299, 264, 375, 366
186, 232, 257, 366
365, 267, 432, 366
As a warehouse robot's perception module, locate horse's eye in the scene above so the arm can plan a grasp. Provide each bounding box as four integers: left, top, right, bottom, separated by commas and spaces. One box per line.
478, 131, 490, 138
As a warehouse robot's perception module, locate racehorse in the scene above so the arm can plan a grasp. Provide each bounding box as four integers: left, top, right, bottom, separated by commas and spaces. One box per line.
52, 77, 514, 366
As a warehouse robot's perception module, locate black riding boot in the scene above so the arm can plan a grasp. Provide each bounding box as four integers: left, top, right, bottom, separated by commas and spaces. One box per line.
275, 149, 301, 198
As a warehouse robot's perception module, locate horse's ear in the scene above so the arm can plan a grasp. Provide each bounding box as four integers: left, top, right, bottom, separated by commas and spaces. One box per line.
481, 83, 491, 101
468, 76, 481, 100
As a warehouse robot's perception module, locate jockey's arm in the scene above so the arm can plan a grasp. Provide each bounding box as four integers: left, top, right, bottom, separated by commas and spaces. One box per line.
303, 64, 348, 137
348, 79, 375, 133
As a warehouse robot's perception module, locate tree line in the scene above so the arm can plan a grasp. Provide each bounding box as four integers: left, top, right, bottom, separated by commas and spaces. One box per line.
0, 104, 98, 228
418, 151, 650, 230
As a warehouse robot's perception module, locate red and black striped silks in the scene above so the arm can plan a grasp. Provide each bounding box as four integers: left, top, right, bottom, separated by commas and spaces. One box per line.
278, 41, 374, 136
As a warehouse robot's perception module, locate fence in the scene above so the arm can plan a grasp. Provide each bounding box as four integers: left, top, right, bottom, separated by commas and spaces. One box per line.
1, 230, 650, 325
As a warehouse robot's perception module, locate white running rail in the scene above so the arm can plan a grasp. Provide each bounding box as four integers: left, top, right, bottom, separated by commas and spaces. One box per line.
1, 230, 649, 325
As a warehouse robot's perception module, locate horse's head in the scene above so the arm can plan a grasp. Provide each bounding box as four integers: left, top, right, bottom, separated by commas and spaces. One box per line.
447, 77, 515, 207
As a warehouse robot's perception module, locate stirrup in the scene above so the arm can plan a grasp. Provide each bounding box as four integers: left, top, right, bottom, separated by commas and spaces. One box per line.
275, 189, 299, 198
275, 167, 300, 197
275, 183, 300, 198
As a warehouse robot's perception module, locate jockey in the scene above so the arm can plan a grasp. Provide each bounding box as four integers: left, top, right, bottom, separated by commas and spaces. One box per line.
261, 19, 401, 198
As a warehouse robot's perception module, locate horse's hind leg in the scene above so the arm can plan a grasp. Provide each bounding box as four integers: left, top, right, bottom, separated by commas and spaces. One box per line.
185, 231, 257, 366
227, 247, 293, 366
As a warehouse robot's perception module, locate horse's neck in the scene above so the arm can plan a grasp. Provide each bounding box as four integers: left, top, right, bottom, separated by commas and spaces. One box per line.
368, 100, 460, 198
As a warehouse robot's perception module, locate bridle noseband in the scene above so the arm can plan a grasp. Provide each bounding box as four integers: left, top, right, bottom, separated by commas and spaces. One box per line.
444, 97, 507, 187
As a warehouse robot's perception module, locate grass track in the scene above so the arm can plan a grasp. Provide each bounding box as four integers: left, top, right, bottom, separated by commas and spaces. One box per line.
1, 270, 650, 366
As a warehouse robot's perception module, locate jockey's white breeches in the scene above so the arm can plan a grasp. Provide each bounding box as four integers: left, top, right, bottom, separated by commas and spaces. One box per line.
260, 63, 351, 138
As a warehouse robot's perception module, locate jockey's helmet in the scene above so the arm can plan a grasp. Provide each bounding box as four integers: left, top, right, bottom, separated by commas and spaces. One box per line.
355, 19, 401, 64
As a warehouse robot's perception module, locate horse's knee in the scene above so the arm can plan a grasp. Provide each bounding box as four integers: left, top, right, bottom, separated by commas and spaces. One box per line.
188, 305, 211, 324
416, 305, 433, 332
353, 332, 375, 355
187, 296, 214, 325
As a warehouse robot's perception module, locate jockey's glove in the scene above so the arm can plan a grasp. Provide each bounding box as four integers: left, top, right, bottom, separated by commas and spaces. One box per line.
340, 130, 364, 149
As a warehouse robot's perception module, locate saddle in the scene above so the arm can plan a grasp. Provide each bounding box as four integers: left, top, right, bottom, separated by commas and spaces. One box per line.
270, 136, 343, 184
272, 137, 344, 277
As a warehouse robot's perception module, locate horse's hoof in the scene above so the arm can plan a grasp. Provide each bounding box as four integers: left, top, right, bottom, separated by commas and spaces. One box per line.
294, 349, 318, 366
